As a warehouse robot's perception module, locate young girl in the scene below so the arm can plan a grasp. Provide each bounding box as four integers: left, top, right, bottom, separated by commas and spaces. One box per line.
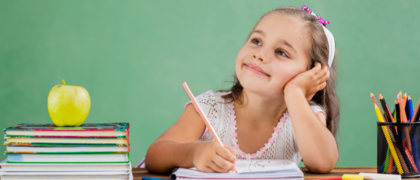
145, 6, 339, 174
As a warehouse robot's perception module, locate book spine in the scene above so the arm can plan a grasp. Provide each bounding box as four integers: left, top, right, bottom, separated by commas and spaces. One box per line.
5, 135, 127, 138
126, 124, 130, 152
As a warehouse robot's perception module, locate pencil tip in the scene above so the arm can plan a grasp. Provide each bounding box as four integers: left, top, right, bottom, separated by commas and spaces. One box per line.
379, 93, 383, 99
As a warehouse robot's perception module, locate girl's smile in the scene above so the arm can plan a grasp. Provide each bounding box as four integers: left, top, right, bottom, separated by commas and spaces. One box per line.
244, 63, 270, 77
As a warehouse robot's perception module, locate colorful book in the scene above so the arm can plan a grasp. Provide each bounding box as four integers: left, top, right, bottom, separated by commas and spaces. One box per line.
0, 158, 132, 171
4, 123, 129, 138
6, 153, 130, 163
3, 142, 125, 146
6, 145, 129, 153
4, 137, 128, 145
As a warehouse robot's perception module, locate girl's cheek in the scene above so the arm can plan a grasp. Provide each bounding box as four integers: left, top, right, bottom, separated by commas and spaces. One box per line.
274, 66, 300, 85
235, 47, 248, 73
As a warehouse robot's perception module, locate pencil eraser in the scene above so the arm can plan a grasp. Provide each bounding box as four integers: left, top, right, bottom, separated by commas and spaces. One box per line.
359, 172, 401, 180
342, 174, 363, 180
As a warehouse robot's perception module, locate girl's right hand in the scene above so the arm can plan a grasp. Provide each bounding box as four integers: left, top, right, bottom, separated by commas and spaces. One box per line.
192, 141, 237, 173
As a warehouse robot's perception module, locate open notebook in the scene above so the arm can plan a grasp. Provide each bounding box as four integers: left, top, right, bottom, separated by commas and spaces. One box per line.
171, 159, 304, 179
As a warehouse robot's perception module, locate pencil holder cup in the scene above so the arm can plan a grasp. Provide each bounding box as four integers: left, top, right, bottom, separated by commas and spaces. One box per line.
377, 122, 420, 178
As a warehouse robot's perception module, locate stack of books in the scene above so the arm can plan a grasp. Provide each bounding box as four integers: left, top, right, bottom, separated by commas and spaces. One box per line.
0, 122, 132, 180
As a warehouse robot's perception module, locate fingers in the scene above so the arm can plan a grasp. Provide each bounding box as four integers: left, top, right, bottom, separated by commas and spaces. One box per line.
312, 62, 322, 72
215, 145, 236, 164
314, 63, 330, 83
211, 155, 234, 173
312, 63, 329, 92
319, 70, 330, 83
214, 145, 237, 171
318, 82, 327, 91
224, 145, 237, 171
224, 145, 237, 158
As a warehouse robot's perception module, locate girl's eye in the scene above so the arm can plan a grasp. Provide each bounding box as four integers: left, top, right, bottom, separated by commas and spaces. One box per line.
251, 38, 261, 45
275, 49, 288, 57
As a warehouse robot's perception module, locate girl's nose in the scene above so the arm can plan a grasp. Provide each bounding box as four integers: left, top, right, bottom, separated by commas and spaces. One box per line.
253, 54, 265, 62
253, 55, 264, 61
252, 49, 268, 63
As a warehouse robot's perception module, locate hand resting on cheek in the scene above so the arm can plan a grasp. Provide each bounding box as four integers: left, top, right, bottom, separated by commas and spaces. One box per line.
284, 62, 330, 101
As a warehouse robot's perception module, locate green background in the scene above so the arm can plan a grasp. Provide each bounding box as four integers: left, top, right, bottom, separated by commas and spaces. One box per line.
1, 0, 420, 167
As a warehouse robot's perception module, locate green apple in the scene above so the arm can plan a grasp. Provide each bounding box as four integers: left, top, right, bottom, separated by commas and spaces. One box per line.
47, 79, 91, 127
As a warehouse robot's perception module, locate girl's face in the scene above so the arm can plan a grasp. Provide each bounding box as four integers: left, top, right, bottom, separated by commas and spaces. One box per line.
235, 13, 311, 98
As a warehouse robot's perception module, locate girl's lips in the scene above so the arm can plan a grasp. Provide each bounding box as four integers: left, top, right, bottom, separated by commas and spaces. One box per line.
245, 63, 270, 77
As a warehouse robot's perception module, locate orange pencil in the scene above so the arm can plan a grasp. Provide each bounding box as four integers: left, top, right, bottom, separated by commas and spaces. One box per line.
398, 94, 408, 123
387, 155, 394, 173
403, 93, 407, 107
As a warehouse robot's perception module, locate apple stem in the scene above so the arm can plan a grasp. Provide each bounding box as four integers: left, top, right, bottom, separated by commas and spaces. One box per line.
62, 79, 66, 85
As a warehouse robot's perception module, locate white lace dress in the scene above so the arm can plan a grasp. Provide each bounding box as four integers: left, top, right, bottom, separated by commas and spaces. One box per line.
187, 90, 325, 165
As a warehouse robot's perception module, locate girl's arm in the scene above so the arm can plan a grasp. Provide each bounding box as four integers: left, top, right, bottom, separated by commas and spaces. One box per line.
284, 63, 339, 173
145, 104, 236, 174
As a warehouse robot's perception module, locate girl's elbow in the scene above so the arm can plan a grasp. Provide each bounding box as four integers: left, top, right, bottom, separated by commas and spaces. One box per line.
309, 164, 333, 174
145, 143, 168, 174
307, 157, 338, 174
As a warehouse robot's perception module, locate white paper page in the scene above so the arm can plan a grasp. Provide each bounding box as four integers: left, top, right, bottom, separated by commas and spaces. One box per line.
235, 159, 297, 173
173, 159, 303, 179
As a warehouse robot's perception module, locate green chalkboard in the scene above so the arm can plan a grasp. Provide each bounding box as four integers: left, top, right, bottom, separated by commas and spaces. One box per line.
1, 0, 420, 167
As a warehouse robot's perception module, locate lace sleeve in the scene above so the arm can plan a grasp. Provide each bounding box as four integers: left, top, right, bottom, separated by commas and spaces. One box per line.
183, 90, 219, 138
184, 90, 218, 118
311, 105, 325, 117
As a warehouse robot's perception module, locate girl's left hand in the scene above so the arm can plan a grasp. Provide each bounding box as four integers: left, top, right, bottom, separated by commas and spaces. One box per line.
284, 62, 330, 101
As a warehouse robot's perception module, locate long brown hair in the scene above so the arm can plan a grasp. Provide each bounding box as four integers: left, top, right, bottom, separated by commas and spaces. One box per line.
219, 6, 340, 137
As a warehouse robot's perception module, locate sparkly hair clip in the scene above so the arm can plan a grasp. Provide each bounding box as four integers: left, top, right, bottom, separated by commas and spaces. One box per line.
301, 5, 330, 27
301, 5, 335, 67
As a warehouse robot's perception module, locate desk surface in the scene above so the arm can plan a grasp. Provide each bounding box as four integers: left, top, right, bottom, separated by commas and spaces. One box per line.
133, 167, 418, 179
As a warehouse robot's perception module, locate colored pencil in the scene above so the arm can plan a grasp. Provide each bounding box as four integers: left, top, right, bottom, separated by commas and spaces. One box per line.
402, 139, 419, 173
310, 178, 342, 180
406, 96, 415, 154
395, 100, 401, 123
395, 146, 410, 174
379, 93, 390, 122
378, 93, 399, 141
386, 106, 396, 123
371, 92, 387, 122
383, 147, 390, 173
408, 95, 414, 122
398, 94, 408, 123
387, 154, 394, 174
181, 82, 224, 147
374, 104, 404, 174
413, 97, 420, 122
399, 93, 415, 172
380, 160, 385, 173
398, 94, 413, 155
